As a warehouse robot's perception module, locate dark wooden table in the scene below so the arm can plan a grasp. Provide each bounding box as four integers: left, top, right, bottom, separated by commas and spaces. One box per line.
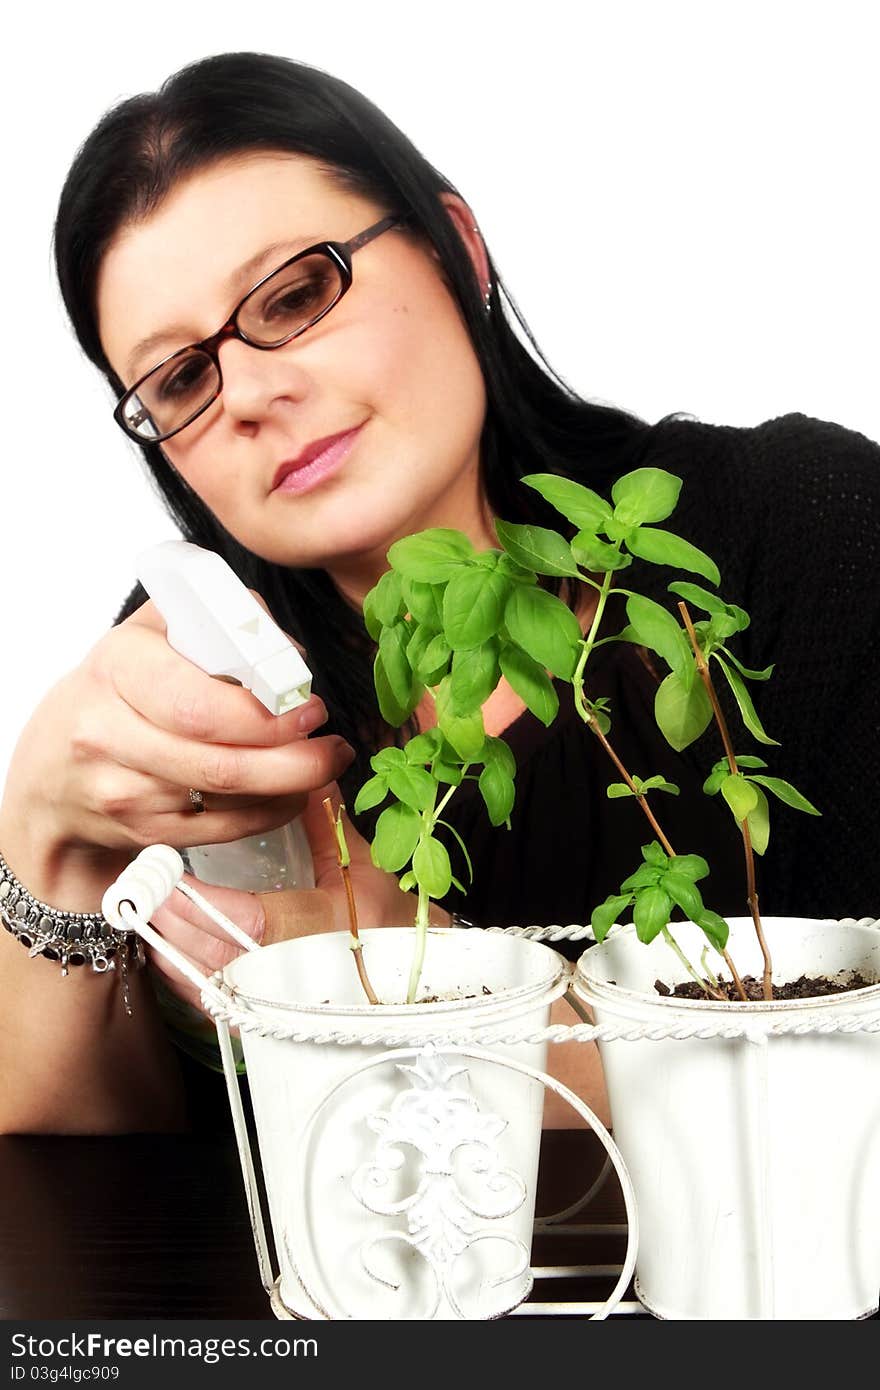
0, 1129, 634, 1320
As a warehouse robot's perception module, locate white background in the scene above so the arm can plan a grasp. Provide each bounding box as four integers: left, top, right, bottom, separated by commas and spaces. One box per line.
1, 0, 877, 787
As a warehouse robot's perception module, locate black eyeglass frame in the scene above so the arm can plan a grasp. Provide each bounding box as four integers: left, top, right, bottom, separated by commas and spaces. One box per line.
113, 212, 408, 444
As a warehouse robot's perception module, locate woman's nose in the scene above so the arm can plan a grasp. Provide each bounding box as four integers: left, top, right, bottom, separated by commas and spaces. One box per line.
217, 337, 312, 421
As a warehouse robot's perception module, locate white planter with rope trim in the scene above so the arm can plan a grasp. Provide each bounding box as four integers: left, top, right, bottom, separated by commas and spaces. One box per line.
572, 915, 880, 1320
102, 848, 638, 1321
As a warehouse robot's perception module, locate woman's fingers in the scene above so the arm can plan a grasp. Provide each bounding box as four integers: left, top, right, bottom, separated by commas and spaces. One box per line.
105, 607, 327, 747
147, 876, 265, 1008
72, 693, 354, 805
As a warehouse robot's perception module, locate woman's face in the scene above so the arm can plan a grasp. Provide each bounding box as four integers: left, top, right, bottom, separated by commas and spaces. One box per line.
97, 153, 490, 592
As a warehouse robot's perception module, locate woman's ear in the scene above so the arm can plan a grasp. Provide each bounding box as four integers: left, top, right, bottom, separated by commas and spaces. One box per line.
437, 192, 491, 302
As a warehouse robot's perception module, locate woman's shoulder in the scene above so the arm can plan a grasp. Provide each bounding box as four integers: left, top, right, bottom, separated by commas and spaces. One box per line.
633, 410, 876, 583
644, 410, 879, 507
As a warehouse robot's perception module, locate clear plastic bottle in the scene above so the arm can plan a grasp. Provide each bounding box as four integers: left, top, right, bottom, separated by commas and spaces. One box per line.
186, 820, 315, 892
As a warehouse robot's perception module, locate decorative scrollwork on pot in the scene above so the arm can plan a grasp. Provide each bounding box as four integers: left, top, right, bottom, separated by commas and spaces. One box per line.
350, 1046, 532, 1319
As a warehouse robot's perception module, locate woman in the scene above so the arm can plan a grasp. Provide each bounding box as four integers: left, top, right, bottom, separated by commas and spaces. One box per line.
1, 51, 876, 1134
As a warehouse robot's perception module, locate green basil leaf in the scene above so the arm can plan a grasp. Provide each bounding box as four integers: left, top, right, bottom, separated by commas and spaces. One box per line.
721, 773, 760, 823
607, 781, 637, 799
654, 670, 713, 751
602, 516, 635, 544
433, 760, 464, 786
412, 835, 452, 898
611, 467, 683, 526
362, 586, 382, 641
591, 893, 634, 942
398, 870, 417, 893
746, 785, 771, 855
706, 612, 744, 645
640, 775, 680, 795
662, 871, 706, 922
697, 909, 729, 951
522, 473, 613, 530
702, 760, 728, 795
668, 580, 731, 616
403, 729, 443, 765
385, 764, 437, 813
498, 644, 559, 726
497, 553, 538, 584
625, 594, 693, 681
713, 655, 780, 745
620, 863, 662, 892
734, 755, 769, 769
443, 567, 511, 648
435, 676, 486, 760
504, 585, 582, 679
370, 569, 406, 627
626, 527, 721, 587
450, 638, 502, 716
378, 623, 415, 707
374, 653, 418, 726
642, 842, 669, 868
633, 885, 673, 943
401, 577, 443, 627
478, 761, 516, 827
570, 532, 631, 572
387, 528, 475, 582
494, 520, 579, 578
371, 802, 422, 873
371, 746, 406, 771
472, 551, 501, 571
353, 774, 388, 814
719, 646, 774, 682
418, 632, 452, 684
747, 775, 821, 816
667, 853, 709, 881
482, 735, 517, 779
586, 701, 612, 735
405, 622, 439, 678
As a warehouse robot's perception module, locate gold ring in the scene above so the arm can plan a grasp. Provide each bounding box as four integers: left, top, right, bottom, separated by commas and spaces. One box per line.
188, 788, 206, 814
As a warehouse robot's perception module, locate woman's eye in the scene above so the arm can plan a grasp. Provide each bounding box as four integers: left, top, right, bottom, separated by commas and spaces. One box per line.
263, 273, 332, 321
157, 358, 211, 401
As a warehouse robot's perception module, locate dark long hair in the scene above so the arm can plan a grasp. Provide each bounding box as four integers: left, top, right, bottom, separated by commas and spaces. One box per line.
53, 51, 650, 784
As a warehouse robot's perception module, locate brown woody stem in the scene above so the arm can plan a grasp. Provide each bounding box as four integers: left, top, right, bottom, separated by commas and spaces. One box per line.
587, 718, 676, 859
576, 696, 726, 1001
677, 602, 772, 1000
322, 797, 379, 1006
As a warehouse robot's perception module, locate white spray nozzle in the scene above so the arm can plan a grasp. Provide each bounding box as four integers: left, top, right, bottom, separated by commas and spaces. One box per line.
136, 541, 312, 715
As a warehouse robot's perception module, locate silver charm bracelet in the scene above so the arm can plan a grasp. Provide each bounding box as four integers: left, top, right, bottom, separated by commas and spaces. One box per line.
0, 851, 144, 982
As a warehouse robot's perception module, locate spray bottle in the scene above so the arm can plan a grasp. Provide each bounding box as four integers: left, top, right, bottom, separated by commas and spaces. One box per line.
136, 540, 315, 893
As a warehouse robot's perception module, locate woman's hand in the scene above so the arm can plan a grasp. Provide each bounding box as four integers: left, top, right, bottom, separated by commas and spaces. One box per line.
144, 784, 450, 1015
0, 598, 354, 909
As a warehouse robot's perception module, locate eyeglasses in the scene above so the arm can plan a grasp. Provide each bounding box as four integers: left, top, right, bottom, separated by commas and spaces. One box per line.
113, 212, 407, 444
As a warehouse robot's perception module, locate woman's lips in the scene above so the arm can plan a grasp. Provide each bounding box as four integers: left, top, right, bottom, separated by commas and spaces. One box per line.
272, 424, 364, 496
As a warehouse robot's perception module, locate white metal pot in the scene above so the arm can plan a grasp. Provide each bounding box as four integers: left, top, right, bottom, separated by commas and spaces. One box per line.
572, 916, 880, 1320
223, 927, 568, 1320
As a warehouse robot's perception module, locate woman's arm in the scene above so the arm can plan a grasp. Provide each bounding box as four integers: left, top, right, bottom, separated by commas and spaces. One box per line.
0, 599, 353, 1134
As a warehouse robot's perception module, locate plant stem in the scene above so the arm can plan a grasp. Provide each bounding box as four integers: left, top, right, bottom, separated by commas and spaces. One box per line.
720, 948, 748, 1000
407, 879, 432, 1004
570, 564, 725, 1000
321, 797, 379, 1006
677, 602, 772, 1000
661, 927, 726, 1000
583, 711, 678, 857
